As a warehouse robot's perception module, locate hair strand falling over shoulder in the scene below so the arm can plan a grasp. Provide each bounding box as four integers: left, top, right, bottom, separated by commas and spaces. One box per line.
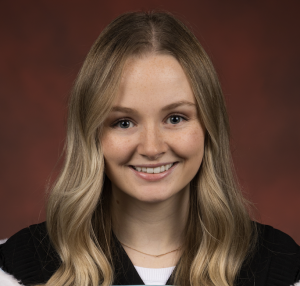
43, 10, 257, 286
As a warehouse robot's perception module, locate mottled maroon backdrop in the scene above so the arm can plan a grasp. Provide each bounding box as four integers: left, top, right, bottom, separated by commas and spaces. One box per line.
0, 0, 299, 243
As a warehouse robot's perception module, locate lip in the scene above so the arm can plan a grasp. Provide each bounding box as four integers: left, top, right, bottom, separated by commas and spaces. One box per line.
128, 162, 179, 181
129, 161, 177, 168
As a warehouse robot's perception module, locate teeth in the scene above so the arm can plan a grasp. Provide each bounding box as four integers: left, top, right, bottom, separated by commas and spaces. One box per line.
133, 163, 175, 173
147, 168, 154, 173
153, 167, 160, 174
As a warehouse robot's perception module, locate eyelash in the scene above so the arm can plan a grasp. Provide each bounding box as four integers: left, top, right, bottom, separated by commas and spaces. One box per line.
112, 114, 189, 129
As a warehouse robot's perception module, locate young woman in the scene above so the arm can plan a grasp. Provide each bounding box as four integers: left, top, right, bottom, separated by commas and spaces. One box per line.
0, 11, 299, 286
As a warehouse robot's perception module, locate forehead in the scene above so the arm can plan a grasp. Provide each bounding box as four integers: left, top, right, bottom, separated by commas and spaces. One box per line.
114, 54, 196, 108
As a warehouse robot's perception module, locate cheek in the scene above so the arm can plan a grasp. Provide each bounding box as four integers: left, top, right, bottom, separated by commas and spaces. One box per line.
171, 125, 205, 161
101, 132, 135, 166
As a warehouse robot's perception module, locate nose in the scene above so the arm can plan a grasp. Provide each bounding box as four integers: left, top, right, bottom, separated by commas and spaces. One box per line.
137, 124, 166, 160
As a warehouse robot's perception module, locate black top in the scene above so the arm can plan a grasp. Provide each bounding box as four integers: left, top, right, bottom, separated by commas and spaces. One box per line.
0, 222, 300, 286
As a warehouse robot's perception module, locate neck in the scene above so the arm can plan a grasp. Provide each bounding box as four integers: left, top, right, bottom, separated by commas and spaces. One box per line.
111, 184, 190, 255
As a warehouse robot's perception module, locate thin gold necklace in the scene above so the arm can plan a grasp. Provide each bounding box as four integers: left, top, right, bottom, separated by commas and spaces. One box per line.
120, 242, 182, 258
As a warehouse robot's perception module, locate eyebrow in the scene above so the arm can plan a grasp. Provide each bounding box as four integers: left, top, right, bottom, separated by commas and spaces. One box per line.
111, 100, 196, 113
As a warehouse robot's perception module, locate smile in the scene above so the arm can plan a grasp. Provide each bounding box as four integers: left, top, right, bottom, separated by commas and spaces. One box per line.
131, 163, 175, 174
128, 162, 179, 181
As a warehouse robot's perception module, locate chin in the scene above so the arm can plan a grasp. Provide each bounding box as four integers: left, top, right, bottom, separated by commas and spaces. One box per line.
132, 188, 178, 203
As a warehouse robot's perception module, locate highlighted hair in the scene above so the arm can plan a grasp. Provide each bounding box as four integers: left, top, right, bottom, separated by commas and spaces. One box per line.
44, 11, 257, 286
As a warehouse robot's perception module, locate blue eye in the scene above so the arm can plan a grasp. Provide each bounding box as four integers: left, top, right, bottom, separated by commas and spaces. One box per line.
166, 115, 185, 124
114, 120, 134, 129
113, 115, 187, 129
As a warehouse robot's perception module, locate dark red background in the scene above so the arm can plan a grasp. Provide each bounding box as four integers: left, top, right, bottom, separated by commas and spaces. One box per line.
0, 0, 299, 243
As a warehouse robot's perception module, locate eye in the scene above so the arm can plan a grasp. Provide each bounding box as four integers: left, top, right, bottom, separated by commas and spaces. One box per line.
166, 115, 187, 125
113, 119, 134, 129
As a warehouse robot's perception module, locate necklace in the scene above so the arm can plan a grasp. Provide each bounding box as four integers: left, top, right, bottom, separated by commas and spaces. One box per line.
120, 242, 182, 258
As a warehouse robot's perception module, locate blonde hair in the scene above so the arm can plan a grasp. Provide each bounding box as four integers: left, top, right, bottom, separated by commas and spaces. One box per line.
44, 11, 257, 286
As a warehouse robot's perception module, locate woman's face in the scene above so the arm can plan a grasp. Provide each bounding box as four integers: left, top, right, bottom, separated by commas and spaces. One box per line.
101, 54, 205, 203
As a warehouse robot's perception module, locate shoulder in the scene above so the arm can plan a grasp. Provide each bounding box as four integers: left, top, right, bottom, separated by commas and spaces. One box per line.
256, 222, 300, 270
238, 222, 300, 286
256, 222, 300, 252
0, 222, 60, 286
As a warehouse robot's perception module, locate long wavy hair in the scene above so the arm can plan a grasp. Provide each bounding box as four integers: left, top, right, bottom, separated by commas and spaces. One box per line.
44, 11, 257, 286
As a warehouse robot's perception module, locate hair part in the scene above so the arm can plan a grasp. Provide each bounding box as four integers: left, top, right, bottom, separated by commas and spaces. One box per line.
44, 10, 257, 286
